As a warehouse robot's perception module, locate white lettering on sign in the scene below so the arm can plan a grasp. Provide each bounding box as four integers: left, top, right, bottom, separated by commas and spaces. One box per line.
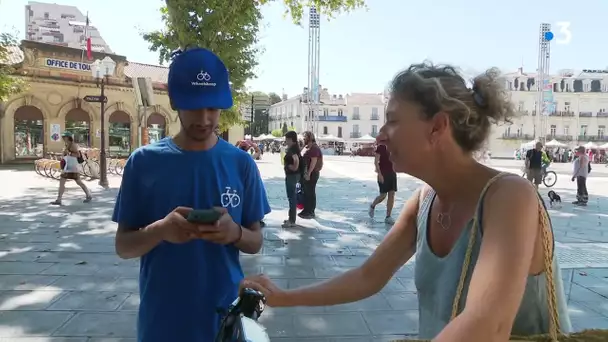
44, 58, 92, 72
555, 22, 572, 45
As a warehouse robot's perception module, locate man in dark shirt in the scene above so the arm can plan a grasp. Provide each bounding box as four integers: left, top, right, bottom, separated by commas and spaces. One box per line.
299, 131, 323, 219
525, 142, 544, 189
369, 143, 397, 224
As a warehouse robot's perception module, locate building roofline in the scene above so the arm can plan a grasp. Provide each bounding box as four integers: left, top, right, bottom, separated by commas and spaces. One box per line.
20, 40, 127, 62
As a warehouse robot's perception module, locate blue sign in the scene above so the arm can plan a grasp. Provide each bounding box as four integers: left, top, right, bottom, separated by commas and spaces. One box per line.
318, 115, 347, 122
45, 58, 92, 72
544, 31, 554, 41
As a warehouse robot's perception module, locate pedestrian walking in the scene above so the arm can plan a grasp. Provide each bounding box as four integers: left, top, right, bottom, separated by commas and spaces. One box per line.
368, 143, 396, 224
50, 132, 92, 205
572, 145, 589, 206
525, 141, 544, 189
112, 47, 270, 342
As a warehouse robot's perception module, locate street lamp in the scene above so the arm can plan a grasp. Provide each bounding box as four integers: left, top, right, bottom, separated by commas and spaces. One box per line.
91, 56, 116, 189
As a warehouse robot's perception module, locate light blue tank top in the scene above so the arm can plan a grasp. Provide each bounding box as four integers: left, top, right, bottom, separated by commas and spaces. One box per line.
414, 186, 572, 339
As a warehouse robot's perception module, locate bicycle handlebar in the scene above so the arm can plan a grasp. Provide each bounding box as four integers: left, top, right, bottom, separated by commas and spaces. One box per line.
215, 288, 268, 342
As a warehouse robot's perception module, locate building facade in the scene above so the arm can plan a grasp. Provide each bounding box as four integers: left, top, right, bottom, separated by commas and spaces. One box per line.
488, 68, 608, 157
268, 87, 386, 139
25, 1, 112, 53
0, 40, 243, 164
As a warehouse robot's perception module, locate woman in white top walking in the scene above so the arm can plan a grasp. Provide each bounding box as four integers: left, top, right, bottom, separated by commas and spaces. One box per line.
50, 132, 92, 205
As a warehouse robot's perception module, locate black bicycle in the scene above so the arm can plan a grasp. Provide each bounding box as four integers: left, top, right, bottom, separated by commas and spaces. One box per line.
520, 166, 557, 188
215, 288, 269, 342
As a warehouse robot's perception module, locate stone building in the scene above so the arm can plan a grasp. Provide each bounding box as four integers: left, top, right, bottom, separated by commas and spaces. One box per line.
0, 40, 243, 164
268, 87, 386, 139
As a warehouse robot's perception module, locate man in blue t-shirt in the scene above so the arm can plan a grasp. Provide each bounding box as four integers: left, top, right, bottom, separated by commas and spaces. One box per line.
112, 47, 271, 342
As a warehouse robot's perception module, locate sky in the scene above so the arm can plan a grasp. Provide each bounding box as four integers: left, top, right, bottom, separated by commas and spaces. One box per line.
0, 0, 605, 97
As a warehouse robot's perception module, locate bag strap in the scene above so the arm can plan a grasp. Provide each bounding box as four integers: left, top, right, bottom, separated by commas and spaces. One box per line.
449, 173, 560, 340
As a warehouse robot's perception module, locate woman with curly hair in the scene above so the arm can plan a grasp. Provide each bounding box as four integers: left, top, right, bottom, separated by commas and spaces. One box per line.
242, 63, 572, 340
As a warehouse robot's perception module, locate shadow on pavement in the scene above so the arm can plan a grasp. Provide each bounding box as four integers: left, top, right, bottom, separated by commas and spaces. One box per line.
0, 170, 607, 339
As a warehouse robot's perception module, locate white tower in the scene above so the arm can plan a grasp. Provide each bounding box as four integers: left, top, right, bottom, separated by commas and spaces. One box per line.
536, 23, 553, 142
306, 6, 321, 133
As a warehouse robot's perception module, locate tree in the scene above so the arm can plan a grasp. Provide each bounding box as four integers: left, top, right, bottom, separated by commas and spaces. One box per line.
282, 122, 288, 134
268, 92, 282, 105
143, 0, 365, 132
271, 129, 283, 137
0, 33, 27, 103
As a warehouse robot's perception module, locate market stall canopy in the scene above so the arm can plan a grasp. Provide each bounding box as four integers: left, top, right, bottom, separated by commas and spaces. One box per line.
584, 142, 599, 149
318, 134, 345, 142
545, 139, 566, 147
600, 142, 608, 149
355, 134, 376, 142
254, 134, 274, 140
520, 140, 537, 149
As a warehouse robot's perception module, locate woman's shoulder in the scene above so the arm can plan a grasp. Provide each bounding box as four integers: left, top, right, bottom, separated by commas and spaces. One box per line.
482, 173, 539, 212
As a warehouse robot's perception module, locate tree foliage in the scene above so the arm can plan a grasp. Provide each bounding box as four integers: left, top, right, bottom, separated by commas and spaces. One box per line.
0, 33, 27, 103
268, 92, 282, 105
142, 0, 365, 132
271, 129, 283, 137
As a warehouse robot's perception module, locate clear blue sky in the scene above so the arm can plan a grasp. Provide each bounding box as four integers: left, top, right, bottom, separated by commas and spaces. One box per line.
0, 0, 604, 97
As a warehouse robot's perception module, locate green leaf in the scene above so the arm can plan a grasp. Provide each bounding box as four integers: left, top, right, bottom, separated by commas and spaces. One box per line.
143, 0, 365, 131
0, 33, 27, 103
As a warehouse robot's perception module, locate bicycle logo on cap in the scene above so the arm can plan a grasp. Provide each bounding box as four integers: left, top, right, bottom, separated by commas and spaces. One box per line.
221, 187, 241, 208
197, 70, 211, 81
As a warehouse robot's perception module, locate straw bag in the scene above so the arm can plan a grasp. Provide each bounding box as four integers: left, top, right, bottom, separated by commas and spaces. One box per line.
393, 173, 608, 342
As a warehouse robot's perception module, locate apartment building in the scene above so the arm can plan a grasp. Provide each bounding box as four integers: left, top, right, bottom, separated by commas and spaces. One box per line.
268, 87, 386, 139
25, 1, 112, 53
489, 68, 608, 157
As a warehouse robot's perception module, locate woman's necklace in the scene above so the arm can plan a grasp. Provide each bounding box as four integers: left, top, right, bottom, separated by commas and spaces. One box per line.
436, 203, 454, 230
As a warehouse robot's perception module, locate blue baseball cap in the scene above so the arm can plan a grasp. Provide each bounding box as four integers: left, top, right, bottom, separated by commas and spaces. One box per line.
168, 48, 233, 110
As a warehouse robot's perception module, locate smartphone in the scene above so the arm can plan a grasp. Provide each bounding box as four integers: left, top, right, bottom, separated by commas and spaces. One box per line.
187, 209, 222, 224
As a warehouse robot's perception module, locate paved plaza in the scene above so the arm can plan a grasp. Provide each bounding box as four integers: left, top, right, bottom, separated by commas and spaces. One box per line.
1, 155, 608, 341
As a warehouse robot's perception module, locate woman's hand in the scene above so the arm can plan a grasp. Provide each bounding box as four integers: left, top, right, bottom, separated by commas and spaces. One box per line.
240, 274, 287, 307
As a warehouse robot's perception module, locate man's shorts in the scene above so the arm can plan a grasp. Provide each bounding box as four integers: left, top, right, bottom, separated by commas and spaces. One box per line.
378, 172, 398, 194
61, 172, 80, 180
526, 168, 542, 185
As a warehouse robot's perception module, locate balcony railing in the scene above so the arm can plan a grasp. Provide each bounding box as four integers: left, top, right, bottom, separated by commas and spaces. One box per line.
549, 111, 575, 117
370, 132, 378, 138
579, 111, 593, 117
501, 133, 535, 140
578, 135, 608, 142
598, 112, 608, 118
370, 114, 380, 120
545, 134, 574, 142
350, 132, 362, 138
317, 115, 347, 122
351, 115, 360, 120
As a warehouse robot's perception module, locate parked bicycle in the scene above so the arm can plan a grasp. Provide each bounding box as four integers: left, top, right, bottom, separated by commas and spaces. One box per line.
215, 288, 269, 342
521, 166, 557, 188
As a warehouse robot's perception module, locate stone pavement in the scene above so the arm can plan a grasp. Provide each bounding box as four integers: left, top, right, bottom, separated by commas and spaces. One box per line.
0, 155, 608, 341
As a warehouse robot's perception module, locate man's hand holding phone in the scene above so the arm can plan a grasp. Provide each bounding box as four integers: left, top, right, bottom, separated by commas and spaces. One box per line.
152, 206, 200, 244
152, 207, 241, 245
186, 207, 242, 245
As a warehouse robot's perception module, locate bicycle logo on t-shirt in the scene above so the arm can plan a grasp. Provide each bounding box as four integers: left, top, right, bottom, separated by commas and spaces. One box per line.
221, 187, 241, 208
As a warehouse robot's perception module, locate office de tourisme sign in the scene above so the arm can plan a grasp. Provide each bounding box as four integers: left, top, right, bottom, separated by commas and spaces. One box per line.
45, 58, 92, 72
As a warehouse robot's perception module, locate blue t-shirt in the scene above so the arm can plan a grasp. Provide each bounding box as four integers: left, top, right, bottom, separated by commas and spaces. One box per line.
112, 137, 271, 342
